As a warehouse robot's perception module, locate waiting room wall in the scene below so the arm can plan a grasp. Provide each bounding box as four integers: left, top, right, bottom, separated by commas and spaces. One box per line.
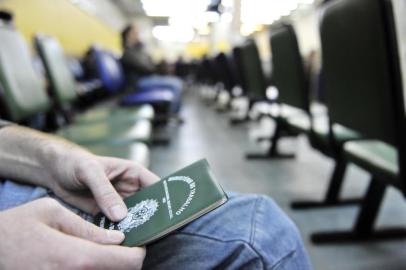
0, 0, 121, 56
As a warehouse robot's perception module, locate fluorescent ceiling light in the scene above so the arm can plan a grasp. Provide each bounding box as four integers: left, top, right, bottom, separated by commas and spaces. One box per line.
221, 12, 233, 23
204, 11, 220, 23
222, 0, 234, 8
141, 0, 210, 17
152, 25, 195, 42
241, 0, 308, 25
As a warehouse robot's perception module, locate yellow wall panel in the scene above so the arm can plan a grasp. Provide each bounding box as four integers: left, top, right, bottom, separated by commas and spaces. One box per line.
0, 0, 121, 56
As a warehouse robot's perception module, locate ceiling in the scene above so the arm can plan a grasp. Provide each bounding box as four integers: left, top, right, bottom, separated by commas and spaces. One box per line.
70, 0, 154, 31
110, 0, 145, 17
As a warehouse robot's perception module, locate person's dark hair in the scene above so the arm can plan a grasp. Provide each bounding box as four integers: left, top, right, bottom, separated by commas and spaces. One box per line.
121, 24, 133, 49
0, 10, 14, 24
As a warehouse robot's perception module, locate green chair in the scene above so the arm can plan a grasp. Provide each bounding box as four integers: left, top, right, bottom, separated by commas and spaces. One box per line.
238, 40, 301, 159
33, 34, 152, 145
230, 41, 268, 124
0, 27, 50, 122
0, 21, 150, 167
35, 34, 154, 123
240, 40, 269, 105
267, 23, 361, 209
250, 23, 310, 159
310, 0, 406, 243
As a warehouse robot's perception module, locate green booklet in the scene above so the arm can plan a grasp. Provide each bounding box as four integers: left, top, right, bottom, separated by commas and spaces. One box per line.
93, 159, 228, 247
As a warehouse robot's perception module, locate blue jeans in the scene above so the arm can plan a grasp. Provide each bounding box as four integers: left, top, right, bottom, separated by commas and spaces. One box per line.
137, 75, 183, 114
0, 181, 311, 269
144, 193, 312, 269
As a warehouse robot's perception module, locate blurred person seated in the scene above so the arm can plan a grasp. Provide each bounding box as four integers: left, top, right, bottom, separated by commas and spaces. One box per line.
121, 24, 183, 115
0, 120, 311, 269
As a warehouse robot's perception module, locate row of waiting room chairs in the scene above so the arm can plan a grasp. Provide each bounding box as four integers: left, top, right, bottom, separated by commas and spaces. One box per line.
193, 0, 406, 244
0, 13, 181, 169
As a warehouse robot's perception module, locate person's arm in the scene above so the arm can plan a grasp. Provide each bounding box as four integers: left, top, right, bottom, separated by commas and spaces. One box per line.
0, 124, 160, 269
0, 124, 159, 221
0, 124, 86, 189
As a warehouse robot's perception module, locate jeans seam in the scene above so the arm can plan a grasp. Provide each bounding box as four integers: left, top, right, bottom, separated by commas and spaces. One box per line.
249, 195, 261, 245
246, 195, 298, 270
268, 249, 297, 270
172, 232, 266, 269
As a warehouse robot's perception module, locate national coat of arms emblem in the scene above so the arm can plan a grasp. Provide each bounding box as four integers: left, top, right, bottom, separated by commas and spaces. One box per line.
117, 199, 159, 233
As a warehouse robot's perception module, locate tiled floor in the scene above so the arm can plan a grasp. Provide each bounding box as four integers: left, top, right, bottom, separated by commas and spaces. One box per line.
150, 91, 406, 270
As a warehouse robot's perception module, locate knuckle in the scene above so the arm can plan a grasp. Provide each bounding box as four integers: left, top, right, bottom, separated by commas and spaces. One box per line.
74, 159, 100, 180
98, 187, 120, 205
85, 226, 101, 241
78, 159, 100, 172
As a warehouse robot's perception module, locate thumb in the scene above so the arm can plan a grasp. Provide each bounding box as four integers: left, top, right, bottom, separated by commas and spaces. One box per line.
55, 205, 125, 245
79, 164, 127, 222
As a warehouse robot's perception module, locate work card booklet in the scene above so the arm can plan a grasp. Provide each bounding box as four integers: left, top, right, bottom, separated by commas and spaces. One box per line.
93, 159, 228, 247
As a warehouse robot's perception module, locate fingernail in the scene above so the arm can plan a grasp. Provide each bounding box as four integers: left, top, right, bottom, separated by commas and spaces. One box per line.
107, 230, 125, 243
110, 204, 127, 221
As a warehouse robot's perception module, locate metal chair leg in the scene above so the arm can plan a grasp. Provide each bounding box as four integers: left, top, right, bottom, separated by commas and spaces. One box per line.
291, 158, 363, 209
311, 178, 406, 244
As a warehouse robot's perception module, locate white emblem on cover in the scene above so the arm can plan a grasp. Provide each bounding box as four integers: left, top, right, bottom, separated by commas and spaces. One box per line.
117, 199, 159, 233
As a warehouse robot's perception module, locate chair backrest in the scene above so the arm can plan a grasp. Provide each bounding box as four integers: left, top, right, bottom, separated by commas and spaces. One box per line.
321, 0, 406, 190
0, 23, 49, 122
232, 46, 247, 92
321, 0, 398, 145
90, 46, 125, 94
214, 52, 234, 91
196, 57, 212, 85
34, 35, 77, 107
239, 40, 268, 100
270, 23, 309, 112
66, 56, 85, 81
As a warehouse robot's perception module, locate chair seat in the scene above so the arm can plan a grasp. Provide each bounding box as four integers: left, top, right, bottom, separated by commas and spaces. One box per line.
280, 103, 327, 132
120, 89, 174, 106
85, 143, 150, 168
344, 140, 399, 184
75, 104, 154, 124
286, 113, 311, 133
57, 119, 152, 145
287, 112, 359, 143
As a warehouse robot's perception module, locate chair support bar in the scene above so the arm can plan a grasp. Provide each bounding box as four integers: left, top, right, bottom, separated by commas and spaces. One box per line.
311, 178, 406, 244
291, 158, 363, 209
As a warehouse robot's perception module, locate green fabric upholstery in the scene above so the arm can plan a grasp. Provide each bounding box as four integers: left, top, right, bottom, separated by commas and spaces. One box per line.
286, 114, 310, 134
344, 140, 398, 185
240, 40, 267, 100
321, 0, 406, 194
75, 105, 155, 124
287, 111, 359, 144
0, 25, 50, 122
321, 0, 397, 145
315, 123, 359, 146
0, 23, 151, 166
85, 143, 150, 168
35, 34, 155, 125
34, 35, 77, 106
270, 24, 309, 112
57, 119, 152, 145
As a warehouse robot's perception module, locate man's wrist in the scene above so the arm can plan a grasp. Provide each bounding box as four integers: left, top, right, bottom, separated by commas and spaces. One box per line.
38, 138, 93, 189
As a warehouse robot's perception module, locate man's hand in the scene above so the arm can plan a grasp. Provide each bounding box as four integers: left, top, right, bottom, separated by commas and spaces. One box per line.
46, 148, 160, 222
0, 198, 146, 270
0, 125, 160, 221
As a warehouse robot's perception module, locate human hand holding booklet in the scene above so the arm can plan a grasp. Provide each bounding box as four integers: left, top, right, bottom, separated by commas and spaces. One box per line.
93, 159, 228, 247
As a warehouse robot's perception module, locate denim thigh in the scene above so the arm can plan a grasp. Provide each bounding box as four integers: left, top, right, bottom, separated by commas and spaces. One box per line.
143, 193, 312, 270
